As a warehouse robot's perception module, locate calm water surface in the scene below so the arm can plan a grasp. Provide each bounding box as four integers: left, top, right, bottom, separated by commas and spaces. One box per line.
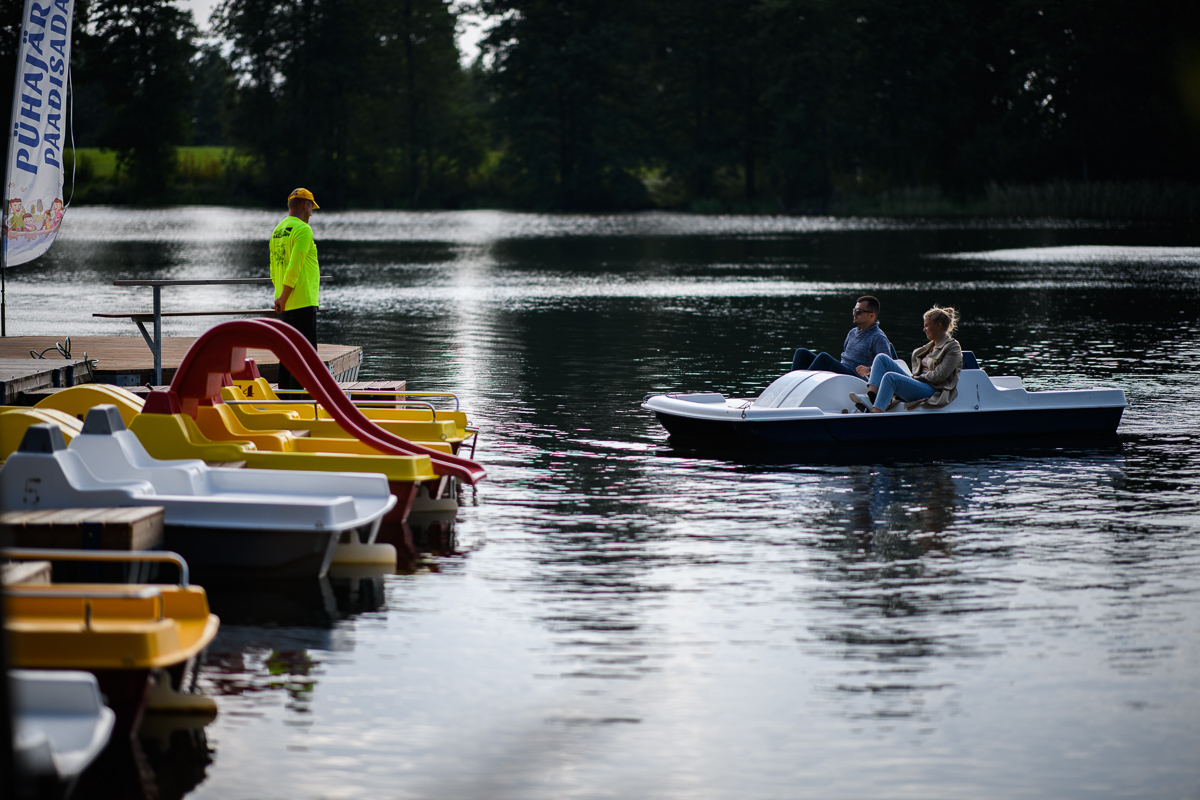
8, 208, 1200, 799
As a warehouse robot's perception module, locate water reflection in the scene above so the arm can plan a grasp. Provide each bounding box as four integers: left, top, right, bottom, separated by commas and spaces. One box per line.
13, 210, 1200, 798
786, 446, 1131, 722
72, 721, 213, 800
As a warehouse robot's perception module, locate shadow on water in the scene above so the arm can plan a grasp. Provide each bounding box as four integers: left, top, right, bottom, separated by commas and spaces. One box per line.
72, 720, 213, 800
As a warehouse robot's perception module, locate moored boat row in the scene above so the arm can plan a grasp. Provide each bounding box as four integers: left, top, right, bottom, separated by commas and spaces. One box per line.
2, 319, 485, 794
0, 319, 487, 579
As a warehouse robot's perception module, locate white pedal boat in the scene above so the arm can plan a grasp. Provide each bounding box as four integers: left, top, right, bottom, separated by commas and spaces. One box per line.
11, 669, 116, 792
0, 406, 397, 577
642, 352, 1126, 449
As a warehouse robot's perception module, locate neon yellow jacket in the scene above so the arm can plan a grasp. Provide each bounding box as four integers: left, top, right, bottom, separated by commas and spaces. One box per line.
269, 215, 320, 310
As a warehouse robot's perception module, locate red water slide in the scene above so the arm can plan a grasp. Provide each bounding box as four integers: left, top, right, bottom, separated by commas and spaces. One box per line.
149, 318, 486, 485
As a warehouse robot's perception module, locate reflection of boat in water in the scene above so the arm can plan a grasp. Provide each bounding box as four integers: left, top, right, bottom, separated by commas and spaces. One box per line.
69, 713, 214, 800
643, 353, 1126, 449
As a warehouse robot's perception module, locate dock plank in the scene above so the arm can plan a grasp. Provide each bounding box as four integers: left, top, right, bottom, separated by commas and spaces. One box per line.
0, 357, 91, 403
0, 507, 164, 551
0, 336, 361, 386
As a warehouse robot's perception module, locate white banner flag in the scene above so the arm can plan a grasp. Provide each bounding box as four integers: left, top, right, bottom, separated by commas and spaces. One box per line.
3, 0, 74, 269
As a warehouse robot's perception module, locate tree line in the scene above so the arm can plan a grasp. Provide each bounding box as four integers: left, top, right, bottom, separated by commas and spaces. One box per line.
3, 0, 1199, 211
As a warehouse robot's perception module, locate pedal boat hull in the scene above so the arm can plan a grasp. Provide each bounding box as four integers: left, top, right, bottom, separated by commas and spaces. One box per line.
643, 368, 1126, 450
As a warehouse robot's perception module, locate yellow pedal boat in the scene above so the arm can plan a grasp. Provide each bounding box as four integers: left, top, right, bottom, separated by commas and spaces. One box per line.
0, 407, 84, 463
3, 548, 220, 734
232, 376, 477, 455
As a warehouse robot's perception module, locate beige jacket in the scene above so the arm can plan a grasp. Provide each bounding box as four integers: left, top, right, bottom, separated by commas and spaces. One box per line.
904, 335, 963, 409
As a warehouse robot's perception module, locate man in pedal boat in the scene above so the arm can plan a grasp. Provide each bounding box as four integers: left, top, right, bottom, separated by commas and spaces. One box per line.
270, 188, 321, 390
790, 295, 895, 378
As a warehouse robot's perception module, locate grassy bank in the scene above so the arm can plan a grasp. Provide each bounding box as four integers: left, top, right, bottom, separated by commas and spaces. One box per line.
66, 147, 251, 205
829, 181, 1200, 220
63, 147, 1200, 220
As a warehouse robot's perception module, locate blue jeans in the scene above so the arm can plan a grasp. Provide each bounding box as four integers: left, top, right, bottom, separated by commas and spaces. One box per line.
868, 353, 933, 410
792, 348, 857, 376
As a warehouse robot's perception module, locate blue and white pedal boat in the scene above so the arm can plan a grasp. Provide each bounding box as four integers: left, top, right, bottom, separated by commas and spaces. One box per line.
642, 353, 1126, 449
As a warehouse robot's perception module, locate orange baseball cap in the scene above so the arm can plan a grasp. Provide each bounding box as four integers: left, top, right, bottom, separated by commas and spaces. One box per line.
288, 188, 319, 209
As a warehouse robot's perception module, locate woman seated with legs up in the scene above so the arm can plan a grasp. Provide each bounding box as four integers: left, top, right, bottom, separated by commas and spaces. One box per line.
849, 306, 963, 413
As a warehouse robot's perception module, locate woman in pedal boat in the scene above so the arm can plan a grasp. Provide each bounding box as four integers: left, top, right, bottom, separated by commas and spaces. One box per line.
849, 306, 963, 413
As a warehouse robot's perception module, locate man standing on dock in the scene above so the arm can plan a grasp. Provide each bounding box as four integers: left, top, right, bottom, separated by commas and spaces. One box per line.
270, 188, 321, 390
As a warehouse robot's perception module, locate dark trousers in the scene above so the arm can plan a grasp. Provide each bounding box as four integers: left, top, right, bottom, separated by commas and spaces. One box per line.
278, 305, 318, 391
791, 348, 857, 376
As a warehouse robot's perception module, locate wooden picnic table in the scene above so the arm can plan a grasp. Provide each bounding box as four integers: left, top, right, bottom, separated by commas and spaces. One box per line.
99, 278, 330, 384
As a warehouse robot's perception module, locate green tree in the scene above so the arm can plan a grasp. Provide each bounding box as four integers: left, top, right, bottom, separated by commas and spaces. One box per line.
478, 0, 651, 210
80, 0, 197, 199
216, 0, 482, 207
994, 0, 1200, 184
648, 0, 771, 205
0, 0, 24, 126
189, 43, 230, 146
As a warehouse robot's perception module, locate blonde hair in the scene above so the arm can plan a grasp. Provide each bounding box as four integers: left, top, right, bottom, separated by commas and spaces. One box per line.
924, 305, 959, 335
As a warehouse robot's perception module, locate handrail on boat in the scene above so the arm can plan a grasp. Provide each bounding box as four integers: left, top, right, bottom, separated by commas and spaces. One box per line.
316, 400, 441, 421
274, 387, 462, 410
1, 548, 190, 587
345, 390, 461, 411
4, 585, 165, 627
224, 398, 442, 423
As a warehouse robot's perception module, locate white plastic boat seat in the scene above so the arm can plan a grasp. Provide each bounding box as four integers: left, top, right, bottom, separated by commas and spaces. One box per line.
81, 406, 207, 471
17, 425, 158, 497
74, 407, 210, 494
753, 371, 866, 410
12, 669, 115, 780
990, 376, 1025, 389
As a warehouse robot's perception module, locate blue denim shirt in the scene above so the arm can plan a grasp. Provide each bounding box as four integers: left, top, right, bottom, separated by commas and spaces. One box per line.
840, 322, 894, 370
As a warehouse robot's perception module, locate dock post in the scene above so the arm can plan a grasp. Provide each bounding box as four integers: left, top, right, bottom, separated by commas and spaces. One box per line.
153, 285, 162, 385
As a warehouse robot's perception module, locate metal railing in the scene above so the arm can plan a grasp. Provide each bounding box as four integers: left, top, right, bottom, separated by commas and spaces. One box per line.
1, 548, 190, 586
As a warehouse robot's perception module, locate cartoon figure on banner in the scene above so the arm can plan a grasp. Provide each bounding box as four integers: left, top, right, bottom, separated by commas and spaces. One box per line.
6, 199, 26, 233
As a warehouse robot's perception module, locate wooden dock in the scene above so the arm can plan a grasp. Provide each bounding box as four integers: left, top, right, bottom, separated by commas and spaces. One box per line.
0, 335, 362, 388
0, 507, 165, 551
0, 356, 91, 404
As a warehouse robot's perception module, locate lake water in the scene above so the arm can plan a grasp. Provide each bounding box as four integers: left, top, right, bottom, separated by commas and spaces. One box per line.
7, 208, 1200, 799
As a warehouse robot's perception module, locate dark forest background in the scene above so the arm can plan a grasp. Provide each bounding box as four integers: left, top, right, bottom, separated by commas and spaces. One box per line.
3, 0, 1200, 214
